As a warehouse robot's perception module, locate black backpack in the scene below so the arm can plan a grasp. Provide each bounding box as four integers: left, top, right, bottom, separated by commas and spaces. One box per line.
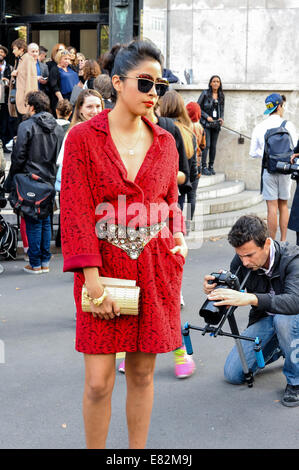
263, 120, 294, 174
8, 173, 56, 220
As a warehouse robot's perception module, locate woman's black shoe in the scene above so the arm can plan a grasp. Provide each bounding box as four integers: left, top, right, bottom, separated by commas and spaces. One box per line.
202, 167, 211, 176
209, 166, 216, 175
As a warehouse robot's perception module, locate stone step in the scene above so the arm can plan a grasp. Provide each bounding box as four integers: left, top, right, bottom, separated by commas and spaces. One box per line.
201, 190, 263, 215
185, 201, 267, 249
193, 200, 267, 233
197, 172, 225, 188
196, 180, 245, 201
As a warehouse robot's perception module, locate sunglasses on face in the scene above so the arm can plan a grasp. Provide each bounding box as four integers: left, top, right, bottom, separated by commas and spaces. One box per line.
120, 74, 169, 97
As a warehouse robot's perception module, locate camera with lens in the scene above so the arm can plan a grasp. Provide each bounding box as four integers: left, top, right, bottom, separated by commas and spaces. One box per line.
276, 158, 299, 180
199, 270, 240, 325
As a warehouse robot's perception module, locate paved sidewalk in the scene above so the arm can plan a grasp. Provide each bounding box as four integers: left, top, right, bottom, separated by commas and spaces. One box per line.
0, 233, 298, 449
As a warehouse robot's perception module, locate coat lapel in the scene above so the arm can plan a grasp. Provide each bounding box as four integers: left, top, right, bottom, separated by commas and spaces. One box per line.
90, 110, 165, 185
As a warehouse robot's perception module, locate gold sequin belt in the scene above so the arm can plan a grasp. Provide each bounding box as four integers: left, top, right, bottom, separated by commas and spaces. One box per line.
97, 221, 166, 260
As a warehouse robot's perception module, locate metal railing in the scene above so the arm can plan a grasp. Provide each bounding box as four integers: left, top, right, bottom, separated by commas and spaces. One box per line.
222, 125, 251, 144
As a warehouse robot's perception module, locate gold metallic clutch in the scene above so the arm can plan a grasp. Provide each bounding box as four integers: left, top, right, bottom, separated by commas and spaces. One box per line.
81, 277, 140, 315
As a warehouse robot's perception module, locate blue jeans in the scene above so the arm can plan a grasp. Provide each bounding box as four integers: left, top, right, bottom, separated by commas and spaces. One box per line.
224, 315, 299, 386
24, 215, 52, 269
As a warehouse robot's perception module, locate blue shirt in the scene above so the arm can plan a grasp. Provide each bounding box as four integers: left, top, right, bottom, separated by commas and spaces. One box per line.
58, 66, 78, 96
36, 61, 41, 89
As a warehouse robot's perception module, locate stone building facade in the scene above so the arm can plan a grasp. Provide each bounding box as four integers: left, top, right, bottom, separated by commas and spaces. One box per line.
143, 1, 299, 189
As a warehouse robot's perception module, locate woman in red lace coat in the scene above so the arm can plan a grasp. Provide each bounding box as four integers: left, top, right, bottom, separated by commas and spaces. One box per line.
60, 40, 187, 449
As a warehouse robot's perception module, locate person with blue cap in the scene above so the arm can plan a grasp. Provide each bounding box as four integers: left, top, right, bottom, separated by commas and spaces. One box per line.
249, 93, 297, 241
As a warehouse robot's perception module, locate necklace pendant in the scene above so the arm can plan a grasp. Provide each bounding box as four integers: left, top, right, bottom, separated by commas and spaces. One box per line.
128, 149, 135, 156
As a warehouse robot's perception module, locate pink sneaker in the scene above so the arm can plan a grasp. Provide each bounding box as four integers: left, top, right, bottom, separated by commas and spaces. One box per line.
118, 359, 125, 373
174, 347, 196, 379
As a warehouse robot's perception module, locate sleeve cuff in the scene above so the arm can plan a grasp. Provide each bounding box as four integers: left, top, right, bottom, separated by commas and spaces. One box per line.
255, 293, 272, 311
63, 253, 102, 273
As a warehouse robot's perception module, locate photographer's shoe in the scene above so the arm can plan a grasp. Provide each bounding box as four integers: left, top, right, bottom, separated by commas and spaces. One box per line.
202, 167, 211, 176
281, 384, 299, 407
208, 166, 216, 175
174, 347, 195, 379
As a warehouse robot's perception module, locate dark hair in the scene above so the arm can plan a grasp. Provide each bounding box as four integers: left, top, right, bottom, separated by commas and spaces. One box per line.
26, 91, 50, 114
94, 74, 112, 100
39, 46, 48, 54
56, 99, 73, 119
272, 94, 286, 114
12, 38, 27, 52
228, 215, 269, 248
207, 75, 224, 105
0, 45, 8, 55
102, 40, 163, 101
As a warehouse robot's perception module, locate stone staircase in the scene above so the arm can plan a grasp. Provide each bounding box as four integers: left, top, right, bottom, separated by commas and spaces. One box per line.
2, 160, 267, 250
184, 172, 267, 248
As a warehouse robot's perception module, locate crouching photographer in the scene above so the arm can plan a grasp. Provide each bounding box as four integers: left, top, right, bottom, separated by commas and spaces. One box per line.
203, 215, 299, 407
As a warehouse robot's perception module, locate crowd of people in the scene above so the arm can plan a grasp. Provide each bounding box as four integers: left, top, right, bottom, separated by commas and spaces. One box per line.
0, 37, 299, 450
0, 38, 214, 272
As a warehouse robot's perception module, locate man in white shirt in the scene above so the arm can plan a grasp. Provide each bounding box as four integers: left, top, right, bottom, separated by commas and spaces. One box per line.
249, 93, 297, 241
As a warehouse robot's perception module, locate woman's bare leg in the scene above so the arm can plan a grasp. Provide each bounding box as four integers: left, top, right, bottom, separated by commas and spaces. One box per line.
83, 353, 116, 449
125, 351, 157, 449
266, 199, 278, 240
278, 199, 289, 241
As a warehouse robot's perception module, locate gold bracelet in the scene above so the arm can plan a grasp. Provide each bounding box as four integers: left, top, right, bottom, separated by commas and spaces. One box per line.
84, 286, 108, 307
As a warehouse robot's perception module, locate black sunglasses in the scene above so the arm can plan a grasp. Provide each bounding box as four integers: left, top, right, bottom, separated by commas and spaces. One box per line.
120, 74, 169, 97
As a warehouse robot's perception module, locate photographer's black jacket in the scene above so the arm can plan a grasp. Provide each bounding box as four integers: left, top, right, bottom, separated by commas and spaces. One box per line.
9, 112, 64, 185
230, 240, 299, 326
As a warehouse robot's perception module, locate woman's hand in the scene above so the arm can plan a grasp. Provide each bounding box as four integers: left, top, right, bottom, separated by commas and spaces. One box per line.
177, 170, 186, 185
83, 267, 120, 320
219, 118, 224, 126
88, 292, 121, 321
171, 232, 188, 259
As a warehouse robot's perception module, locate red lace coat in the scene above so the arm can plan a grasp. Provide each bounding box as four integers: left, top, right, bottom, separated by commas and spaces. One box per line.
60, 110, 185, 354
